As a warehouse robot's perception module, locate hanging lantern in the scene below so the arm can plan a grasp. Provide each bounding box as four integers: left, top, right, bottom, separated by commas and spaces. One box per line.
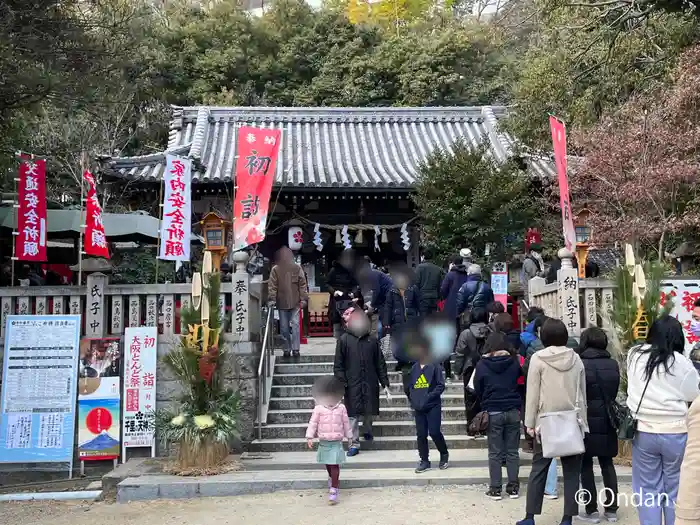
381, 228, 388, 243
335, 228, 342, 244
288, 226, 304, 251
355, 228, 364, 244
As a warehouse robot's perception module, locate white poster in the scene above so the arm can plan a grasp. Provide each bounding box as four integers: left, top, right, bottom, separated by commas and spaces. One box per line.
159, 154, 191, 261
122, 326, 158, 455
0, 315, 81, 466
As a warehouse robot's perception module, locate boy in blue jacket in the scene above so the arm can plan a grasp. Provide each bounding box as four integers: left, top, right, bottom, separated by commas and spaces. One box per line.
407, 339, 449, 473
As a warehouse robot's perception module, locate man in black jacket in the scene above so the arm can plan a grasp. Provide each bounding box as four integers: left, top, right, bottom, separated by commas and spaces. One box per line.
326, 250, 362, 339
415, 253, 445, 316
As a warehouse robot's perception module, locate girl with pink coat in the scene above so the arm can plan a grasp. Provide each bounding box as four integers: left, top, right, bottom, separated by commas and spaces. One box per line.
306, 376, 353, 505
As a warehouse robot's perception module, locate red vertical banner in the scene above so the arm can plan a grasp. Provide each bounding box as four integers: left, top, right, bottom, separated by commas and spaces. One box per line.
16, 159, 48, 261
233, 126, 282, 250
549, 116, 577, 252
83, 171, 110, 259
524, 227, 541, 251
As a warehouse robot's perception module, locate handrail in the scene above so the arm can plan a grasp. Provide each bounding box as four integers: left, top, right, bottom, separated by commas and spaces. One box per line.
256, 307, 274, 440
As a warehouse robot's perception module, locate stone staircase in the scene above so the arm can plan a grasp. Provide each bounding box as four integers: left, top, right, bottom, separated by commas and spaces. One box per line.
114, 341, 633, 501
249, 350, 475, 453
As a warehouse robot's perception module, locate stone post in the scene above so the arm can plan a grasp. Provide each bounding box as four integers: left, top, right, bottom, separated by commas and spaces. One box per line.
85, 272, 107, 338
231, 251, 251, 341
557, 248, 581, 338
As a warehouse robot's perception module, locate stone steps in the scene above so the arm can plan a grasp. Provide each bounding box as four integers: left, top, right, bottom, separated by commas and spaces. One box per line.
249, 434, 495, 452
267, 406, 466, 424
259, 419, 471, 440
116, 449, 634, 502
271, 382, 464, 397
258, 345, 467, 453
268, 393, 465, 410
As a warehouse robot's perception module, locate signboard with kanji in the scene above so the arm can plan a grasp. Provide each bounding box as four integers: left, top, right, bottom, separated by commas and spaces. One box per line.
159, 155, 192, 262
122, 326, 157, 457
0, 315, 81, 472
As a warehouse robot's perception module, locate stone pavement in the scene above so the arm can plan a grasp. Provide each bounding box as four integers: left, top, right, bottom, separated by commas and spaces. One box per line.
113, 449, 633, 502
0, 484, 641, 525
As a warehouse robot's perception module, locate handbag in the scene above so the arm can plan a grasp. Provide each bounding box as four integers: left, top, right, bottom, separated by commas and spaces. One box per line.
380, 335, 393, 361
537, 378, 585, 458
617, 374, 652, 441
468, 411, 489, 436
592, 367, 624, 430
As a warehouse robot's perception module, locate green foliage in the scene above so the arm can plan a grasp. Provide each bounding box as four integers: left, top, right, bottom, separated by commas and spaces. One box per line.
608, 261, 672, 393
146, 0, 511, 108
110, 249, 176, 285
503, 3, 699, 150
412, 140, 542, 262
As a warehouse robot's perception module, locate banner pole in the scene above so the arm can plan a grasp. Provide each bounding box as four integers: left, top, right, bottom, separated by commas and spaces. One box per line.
78, 152, 86, 285
155, 177, 164, 284
10, 154, 20, 286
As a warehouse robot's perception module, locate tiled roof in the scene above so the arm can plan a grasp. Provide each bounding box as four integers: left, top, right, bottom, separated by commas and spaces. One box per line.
104, 105, 555, 188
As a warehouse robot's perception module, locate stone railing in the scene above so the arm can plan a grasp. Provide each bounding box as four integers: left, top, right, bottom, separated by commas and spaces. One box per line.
527, 248, 616, 335
0, 273, 264, 347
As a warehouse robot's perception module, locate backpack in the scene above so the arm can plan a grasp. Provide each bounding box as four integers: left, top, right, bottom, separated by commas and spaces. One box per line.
520, 255, 542, 285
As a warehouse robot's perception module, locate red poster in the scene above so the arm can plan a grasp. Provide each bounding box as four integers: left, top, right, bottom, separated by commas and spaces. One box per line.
83, 171, 110, 259
16, 159, 48, 261
233, 126, 281, 250
549, 116, 577, 252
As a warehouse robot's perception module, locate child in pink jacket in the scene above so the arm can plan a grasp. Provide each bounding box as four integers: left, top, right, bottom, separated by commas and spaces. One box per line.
306, 376, 352, 505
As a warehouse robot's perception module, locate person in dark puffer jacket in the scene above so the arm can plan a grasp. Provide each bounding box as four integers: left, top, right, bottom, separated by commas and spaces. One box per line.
578, 326, 621, 523
474, 331, 523, 500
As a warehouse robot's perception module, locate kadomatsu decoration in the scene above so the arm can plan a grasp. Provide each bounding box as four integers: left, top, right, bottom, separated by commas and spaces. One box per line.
155, 255, 240, 473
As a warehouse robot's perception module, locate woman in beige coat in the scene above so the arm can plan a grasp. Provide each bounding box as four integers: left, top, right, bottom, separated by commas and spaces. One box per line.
676, 397, 700, 525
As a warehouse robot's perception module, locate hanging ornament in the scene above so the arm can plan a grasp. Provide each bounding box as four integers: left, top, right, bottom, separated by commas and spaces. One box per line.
288, 226, 304, 251
313, 223, 323, 252
341, 225, 351, 250
355, 228, 364, 244
381, 228, 388, 243
400, 223, 410, 252
374, 226, 381, 252
335, 228, 342, 244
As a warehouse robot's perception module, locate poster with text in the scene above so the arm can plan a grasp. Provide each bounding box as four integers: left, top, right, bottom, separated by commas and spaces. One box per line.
0, 316, 81, 467
660, 280, 700, 355
232, 126, 281, 250
77, 337, 121, 461
159, 155, 192, 262
123, 327, 157, 452
491, 262, 509, 310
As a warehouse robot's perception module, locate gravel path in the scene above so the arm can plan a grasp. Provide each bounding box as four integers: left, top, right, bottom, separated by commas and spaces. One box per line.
0, 484, 639, 525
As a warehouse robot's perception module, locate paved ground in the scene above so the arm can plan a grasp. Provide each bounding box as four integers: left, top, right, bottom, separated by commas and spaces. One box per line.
1, 484, 639, 525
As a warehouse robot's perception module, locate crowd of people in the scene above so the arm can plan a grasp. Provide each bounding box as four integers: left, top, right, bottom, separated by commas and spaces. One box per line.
271, 247, 700, 525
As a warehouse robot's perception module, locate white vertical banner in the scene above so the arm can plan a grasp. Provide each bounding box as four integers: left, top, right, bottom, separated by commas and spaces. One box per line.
159, 155, 191, 261
122, 326, 158, 459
